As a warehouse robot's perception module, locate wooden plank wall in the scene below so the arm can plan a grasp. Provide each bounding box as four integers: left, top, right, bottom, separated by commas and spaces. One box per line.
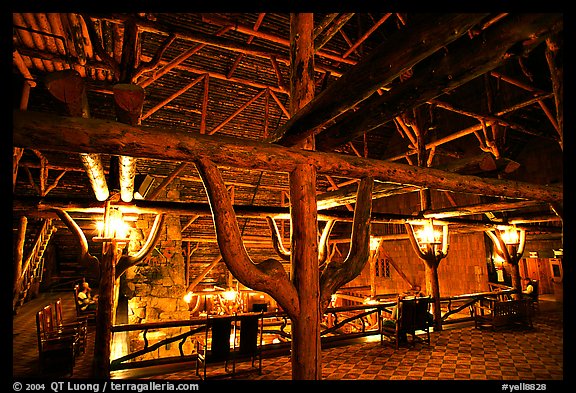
350, 231, 489, 297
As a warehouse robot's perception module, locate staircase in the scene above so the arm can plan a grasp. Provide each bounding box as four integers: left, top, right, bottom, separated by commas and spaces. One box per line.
13, 218, 57, 314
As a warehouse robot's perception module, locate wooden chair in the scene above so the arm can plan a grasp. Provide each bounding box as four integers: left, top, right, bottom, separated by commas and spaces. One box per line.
36, 309, 76, 375
54, 299, 88, 354
231, 311, 264, 375
380, 296, 432, 349
41, 305, 82, 355
196, 314, 234, 379
195, 312, 264, 379
73, 284, 97, 322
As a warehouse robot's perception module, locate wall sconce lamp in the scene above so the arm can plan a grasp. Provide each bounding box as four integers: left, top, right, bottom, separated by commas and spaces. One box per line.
553, 249, 563, 258
406, 218, 449, 259
134, 174, 155, 200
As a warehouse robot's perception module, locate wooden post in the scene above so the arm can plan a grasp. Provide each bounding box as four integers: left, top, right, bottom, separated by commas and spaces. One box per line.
414, 108, 442, 330
93, 201, 116, 378
290, 164, 321, 380
288, 13, 321, 381
13, 216, 27, 311
486, 229, 526, 300
405, 222, 448, 331
425, 260, 443, 331
93, 241, 117, 378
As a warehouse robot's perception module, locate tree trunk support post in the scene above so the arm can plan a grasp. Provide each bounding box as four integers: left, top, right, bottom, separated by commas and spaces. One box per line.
404, 221, 449, 331
288, 13, 322, 381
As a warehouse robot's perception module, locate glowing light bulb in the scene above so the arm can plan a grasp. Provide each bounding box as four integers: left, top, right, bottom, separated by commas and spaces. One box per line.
183, 291, 193, 303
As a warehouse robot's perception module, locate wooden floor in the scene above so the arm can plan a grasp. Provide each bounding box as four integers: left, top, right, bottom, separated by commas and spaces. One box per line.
13, 290, 565, 384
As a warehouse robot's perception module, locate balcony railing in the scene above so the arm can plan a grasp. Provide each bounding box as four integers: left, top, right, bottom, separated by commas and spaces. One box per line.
110, 288, 515, 372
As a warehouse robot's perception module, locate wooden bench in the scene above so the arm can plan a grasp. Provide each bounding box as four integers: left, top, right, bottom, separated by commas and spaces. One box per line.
473, 297, 533, 330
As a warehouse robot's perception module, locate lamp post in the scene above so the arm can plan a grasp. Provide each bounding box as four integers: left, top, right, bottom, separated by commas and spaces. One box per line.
486, 225, 526, 299
404, 218, 449, 331
92, 201, 132, 378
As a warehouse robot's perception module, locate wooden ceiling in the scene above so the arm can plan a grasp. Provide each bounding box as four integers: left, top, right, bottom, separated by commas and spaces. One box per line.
12, 12, 563, 285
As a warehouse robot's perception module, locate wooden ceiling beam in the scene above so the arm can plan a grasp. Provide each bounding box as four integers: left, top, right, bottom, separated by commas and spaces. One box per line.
429, 99, 542, 138
13, 109, 562, 203
422, 200, 546, 219
314, 13, 354, 52
130, 15, 346, 78
269, 13, 488, 147
313, 13, 339, 40
139, 26, 232, 88
17, 160, 292, 192
315, 13, 562, 151
341, 13, 392, 59
14, 195, 560, 239
200, 14, 356, 66
385, 93, 555, 163
317, 152, 500, 210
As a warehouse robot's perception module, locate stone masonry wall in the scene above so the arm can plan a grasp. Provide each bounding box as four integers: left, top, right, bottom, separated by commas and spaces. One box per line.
121, 182, 194, 360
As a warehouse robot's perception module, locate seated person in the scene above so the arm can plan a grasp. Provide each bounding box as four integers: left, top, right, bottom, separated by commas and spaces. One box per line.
381, 294, 408, 342
77, 281, 99, 311
384, 286, 425, 323
522, 277, 537, 301
382, 289, 433, 341
410, 286, 434, 325
406, 285, 426, 298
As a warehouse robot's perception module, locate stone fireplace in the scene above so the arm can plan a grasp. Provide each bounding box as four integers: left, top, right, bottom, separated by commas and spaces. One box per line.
119, 184, 194, 360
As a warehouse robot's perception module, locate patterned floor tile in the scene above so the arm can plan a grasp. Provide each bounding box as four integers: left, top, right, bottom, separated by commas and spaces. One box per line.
13, 292, 564, 381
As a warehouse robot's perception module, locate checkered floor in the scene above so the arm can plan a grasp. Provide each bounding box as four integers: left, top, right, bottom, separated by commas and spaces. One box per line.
13, 291, 564, 381
156, 311, 563, 381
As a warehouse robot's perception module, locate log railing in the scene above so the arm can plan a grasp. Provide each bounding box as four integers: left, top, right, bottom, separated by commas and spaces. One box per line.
109, 288, 515, 373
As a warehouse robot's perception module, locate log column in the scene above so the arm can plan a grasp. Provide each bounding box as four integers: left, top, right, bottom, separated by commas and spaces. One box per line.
288, 13, 321, 380
413, 108, 442, 330
93, 201, 118, 378
405, 222, 449, 332
486, 228, 526, 300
